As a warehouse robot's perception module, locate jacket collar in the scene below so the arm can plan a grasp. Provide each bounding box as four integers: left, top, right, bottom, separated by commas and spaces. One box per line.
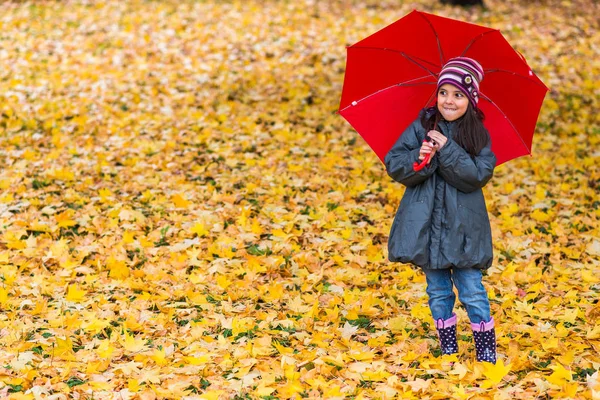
438, 119, 456, 139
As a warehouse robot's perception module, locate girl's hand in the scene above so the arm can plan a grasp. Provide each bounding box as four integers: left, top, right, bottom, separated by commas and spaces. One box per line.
419, 140, 436, 161
427, 130, 448, 150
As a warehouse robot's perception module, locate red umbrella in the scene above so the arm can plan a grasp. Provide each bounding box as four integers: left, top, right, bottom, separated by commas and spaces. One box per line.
339, 10, 548, 166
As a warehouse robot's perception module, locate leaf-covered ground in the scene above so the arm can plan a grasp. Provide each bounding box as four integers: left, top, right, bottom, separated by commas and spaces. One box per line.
0, 0, 598, 399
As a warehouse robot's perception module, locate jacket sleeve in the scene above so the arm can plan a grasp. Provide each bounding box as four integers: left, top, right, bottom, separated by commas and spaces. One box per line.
436, 136, 496, 193
384, 119, 438, 187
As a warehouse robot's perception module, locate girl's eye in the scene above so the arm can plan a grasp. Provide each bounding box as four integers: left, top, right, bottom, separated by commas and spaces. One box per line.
455, 92, 464, 98
439, 90, 447, 95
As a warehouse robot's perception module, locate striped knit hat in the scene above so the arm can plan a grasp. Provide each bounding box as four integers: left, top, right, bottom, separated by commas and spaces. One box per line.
437, 57, 484, 106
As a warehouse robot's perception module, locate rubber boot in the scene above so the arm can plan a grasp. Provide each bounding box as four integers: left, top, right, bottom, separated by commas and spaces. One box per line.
435, 313, 458, 355
471, 317, 497, 364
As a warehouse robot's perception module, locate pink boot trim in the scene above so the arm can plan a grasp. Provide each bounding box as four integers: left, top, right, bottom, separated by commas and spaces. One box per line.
435, 313, 457, 329
471, 317, 495, 332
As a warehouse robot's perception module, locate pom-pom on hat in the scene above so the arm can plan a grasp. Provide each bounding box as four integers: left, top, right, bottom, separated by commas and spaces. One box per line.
437, 57, 484, 106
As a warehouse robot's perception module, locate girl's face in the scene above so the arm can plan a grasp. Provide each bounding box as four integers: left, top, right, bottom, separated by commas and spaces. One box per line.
437, 84, 469, 121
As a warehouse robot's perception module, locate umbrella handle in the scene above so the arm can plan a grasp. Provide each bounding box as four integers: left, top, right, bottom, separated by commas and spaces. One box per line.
413, 152, 431, 172
413, 120, 439, 172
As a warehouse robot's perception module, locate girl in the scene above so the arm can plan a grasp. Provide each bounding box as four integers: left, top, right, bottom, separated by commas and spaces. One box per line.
384, 57, 497, 363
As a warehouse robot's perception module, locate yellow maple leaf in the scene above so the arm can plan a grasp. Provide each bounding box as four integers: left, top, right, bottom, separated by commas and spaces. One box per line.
541, 337, 560, 351
86, 359, 110, 375
172, 193, 191, 208
252, 336, 275, 357
88, 380, 113, 391
345, 308, 360, 320
237, 207, 251, 228
410, 304, 431, 320
547, 363, 573, 386
254, 383, 276, 397
126, 378, 140, 392
481, 359, 511, 385
503, 182, 516, 194
121, 332, 146, 353
287, 295, 311, 313
198, 390, 225, 400
122, 230, 135, 244
49, 238, 70, 259
324, 305, 339, 322
98, 188, 112, 202
108, 258, 130, 279
273, 340, 294, 355
563, 308, 580, 324
55, 209, 78, 228
3, 231, 26, 250
581, 270, 600, 283
534, 186, 547, 201
50, 168, 75, 181
402, 351, 421, 362
562, 246, 582, 260
27, 222, 50, 234
361, 368, 391, 382
150, 348, 168, 366
59, 256, 80, 270
232, 316, 255, 337
586, 325, 600, 339
183, 355, 211, 365
191, 222, 209, 237
66, 284, 86, 302
367, 334, 389, 347
53, 337, 76, 361
277, 379, 305, 398
531, 209, 552, 223
216, 274, 232, 290
0, 287, 9, 308
250, 218, 263, 235
322, 384, 343, 397
246, 255, 266, 273
320, 353, 345, 368
557, 350, 575, 367
558, 382, 579, 398
96, 340, 116, 359
451, 384, 471, 400
448, 362, 470, 380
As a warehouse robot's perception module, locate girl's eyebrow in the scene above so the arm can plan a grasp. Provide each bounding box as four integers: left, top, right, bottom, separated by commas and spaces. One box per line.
438, 88, 463, 94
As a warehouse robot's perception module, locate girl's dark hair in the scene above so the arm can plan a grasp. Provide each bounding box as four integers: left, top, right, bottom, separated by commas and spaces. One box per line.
421, 102, 488, 157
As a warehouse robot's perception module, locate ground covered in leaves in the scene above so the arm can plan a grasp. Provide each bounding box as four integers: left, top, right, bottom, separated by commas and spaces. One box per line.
0, 0, 598, 399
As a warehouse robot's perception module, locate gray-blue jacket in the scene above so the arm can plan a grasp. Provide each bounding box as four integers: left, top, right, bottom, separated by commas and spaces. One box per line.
384, 116, 497, 270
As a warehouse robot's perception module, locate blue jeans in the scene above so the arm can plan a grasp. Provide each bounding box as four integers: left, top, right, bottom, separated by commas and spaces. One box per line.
423, 268, 491, 324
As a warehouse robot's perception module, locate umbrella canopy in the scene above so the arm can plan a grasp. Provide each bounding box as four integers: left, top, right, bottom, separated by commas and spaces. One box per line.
339, 10, 548, 165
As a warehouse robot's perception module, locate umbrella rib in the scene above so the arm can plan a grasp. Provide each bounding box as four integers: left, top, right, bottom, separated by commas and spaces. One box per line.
396, 74, 437, 86
339, 79, 435, 113
479, 92, 532, 155
423, 88, 438, 110
460, 30, 498, 56
349, 46, 439, 77
485, 69, 550, 89
416, 11, 444, 65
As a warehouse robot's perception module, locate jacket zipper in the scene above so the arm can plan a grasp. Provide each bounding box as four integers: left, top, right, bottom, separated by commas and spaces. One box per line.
437, 121, 452, 268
